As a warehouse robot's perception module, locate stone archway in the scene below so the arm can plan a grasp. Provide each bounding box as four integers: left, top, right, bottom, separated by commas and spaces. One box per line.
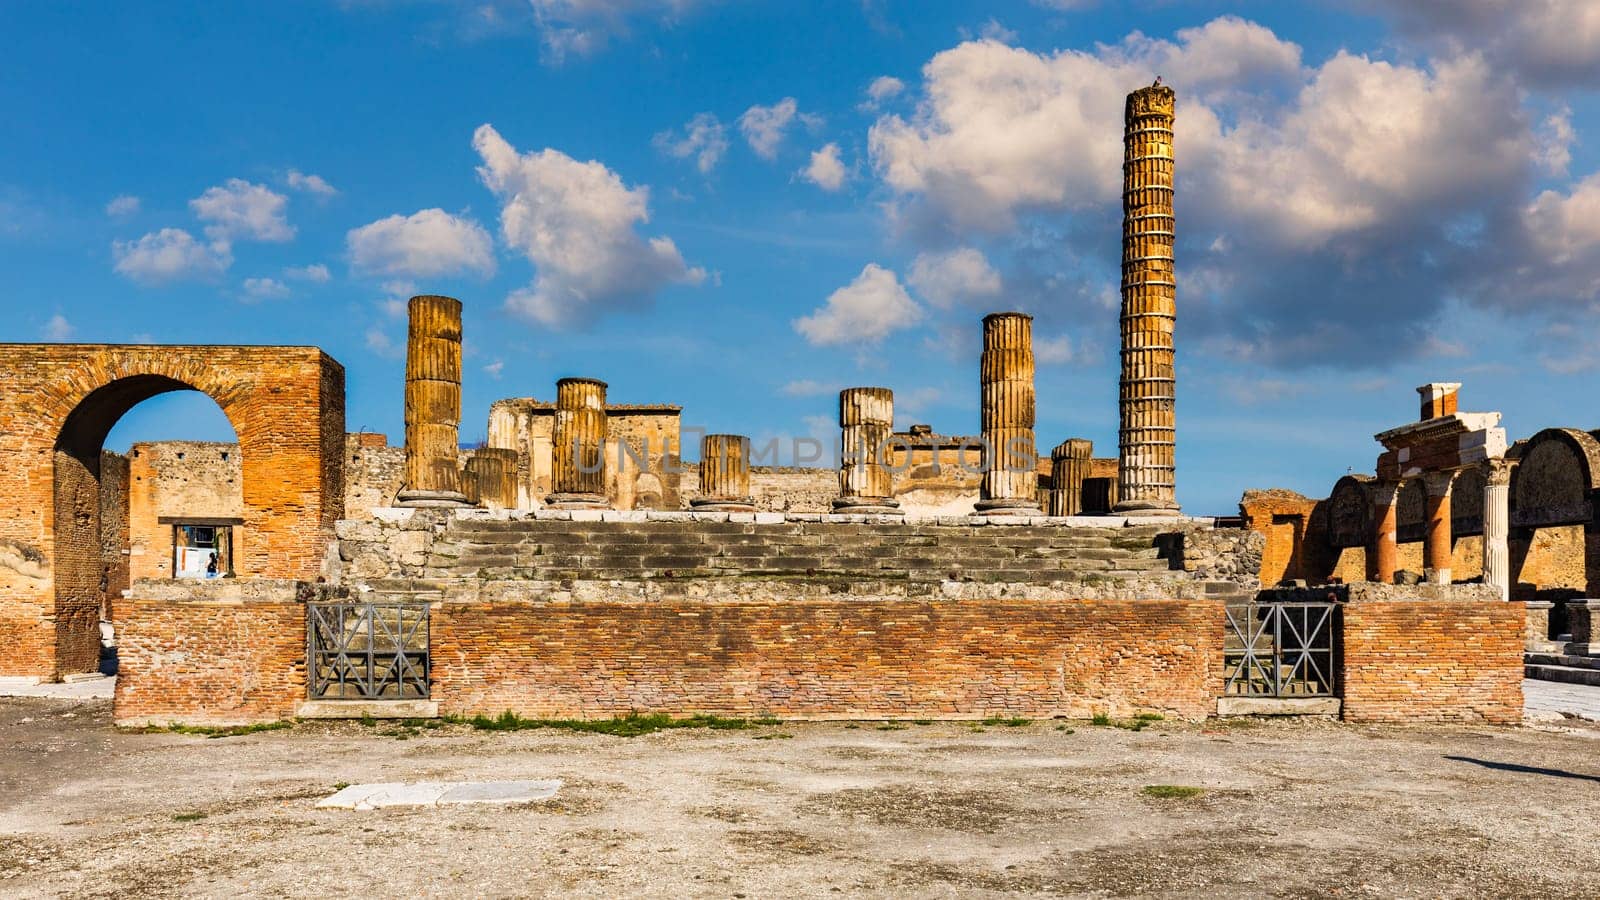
0, 344, 344, 678
1509, 428, 1600, 600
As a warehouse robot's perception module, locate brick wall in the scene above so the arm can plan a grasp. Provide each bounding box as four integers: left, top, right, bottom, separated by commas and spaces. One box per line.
113, 596, 306, 725
98, 451, 129, 621
1341, 600, 1523, 724
430, 597, 1225, 721
126, 442, 243, 581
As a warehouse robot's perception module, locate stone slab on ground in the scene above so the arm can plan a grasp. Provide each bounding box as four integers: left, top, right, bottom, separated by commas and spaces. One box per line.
317, 780, 562, 810
0, 675, 115, 700
1524, 678, 1600, 723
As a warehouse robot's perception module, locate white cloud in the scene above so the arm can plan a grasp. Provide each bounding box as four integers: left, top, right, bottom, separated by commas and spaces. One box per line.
801, 143, 848, 191
473, 123, 703, 327
781, 378, 837, 397
1031, 0, 1096, 9
241, 277, 290, 300
42, 314, 74, 342
794, 263, 922, 346
977, 19, 1017, 44
1536, 108, 1576, 175
190, 178, 294, 244
739, 97, 813, 160
1034, 334, 1074, 365
346, 208, 495, 278
1369, 0, 1600, 88
286, 170, 338, 197
112, 228, 230, 284
365, 326, 402, 359
105, 195, 140, 217
284, 263, 331, 282
860, 75, 905, 110
653, 112, 729, 173
484, 360, 505, 379
907, 247, 1002, 309
526, 0, 705, 63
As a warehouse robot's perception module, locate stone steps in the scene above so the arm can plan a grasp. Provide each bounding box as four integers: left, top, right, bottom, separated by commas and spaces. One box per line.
1526, 652, 1600, 670
1525, 663, 1600, 687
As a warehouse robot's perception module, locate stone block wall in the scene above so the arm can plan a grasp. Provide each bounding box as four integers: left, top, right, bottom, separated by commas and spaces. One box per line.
344, 433, 404, 520
113, 584, 309, 726
126, 441, 243, 581
1340, 599, 1523, 724
430, 597, 1226, 721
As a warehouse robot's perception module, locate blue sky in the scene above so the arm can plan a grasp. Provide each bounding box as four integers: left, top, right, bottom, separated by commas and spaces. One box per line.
4, 0, 1600, 515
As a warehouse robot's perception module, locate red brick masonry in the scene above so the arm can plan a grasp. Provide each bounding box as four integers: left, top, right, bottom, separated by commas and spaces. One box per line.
1341, 600, 1523, 725
430, 598, 1227, 722
114, 599, 305, 726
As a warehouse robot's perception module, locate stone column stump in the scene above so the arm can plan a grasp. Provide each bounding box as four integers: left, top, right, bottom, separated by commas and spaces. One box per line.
397, 295, 471, 508
467, 448, 519, 510
832, 387, 902, 515
691, 434, 756, 512
1047, 438, 1093, 517
547, 377, 609, 509
976, 312, 1042, 516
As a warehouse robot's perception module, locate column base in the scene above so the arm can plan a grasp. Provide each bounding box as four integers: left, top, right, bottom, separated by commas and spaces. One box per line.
690, 498, 757, 513
832, 497, 904, 516
1114, 499, 1181, 517
395, 489, 473, 508
973, 498, 1042, 517
546, 492, 609, 510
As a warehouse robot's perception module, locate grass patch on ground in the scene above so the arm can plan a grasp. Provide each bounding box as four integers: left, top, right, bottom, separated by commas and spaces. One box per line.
123, 721, 291, 739
1142, 785, 1204, 799
981, 716, 1032, 727
1089, 712, 1164, 731
171, 812, 207, 822
451, 711, 781, 737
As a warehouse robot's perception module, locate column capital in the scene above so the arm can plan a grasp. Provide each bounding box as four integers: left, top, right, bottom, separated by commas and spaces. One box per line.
1484, 456, 1515, 487
1421, 470, 1455, 497
1370, 480, 1402, 505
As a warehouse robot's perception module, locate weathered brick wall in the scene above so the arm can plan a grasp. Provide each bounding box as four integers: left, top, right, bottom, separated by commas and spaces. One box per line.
126, 442, 243, 581
0, 344, 343, 677
98, 451, 130, 620
431, 597, 1225, 721
113, 594, 306, 725
1341, 600, 1523, 725
1512, 524, 1588, 595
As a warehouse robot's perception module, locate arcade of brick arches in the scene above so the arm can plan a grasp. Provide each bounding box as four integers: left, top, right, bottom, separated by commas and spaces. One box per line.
1, 84, 1562, 727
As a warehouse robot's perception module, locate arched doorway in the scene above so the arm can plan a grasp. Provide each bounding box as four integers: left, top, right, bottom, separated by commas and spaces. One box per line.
0, 344, 344, 679
1508, 428, 1600, 607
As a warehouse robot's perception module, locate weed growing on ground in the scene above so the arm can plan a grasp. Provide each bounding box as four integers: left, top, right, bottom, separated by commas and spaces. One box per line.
333, 782, 350, 791
1089, 712, 1163, 731
172, 812, 207, 822
1055, 725, 1075, 733
452, 711, 781, 737
981, 717, 1031, 727
911, 719, 933, 726
752, 733, 794, 740
124, 721, 290, 739
876, 723, 907, 731
1142, 785, 1203, 799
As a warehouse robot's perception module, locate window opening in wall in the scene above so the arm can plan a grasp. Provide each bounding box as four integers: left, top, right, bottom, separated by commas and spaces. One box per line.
172, 523, 234, 579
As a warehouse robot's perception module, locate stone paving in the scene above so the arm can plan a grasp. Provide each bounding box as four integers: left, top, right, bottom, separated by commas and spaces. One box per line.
1523, 677, 1600, 722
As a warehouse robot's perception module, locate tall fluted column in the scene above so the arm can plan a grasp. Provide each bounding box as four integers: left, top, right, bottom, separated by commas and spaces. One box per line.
1422, 471, 1454, 585
1370, 481, 1400, 584
397, 295, 470, 507
467, 448, 519, 510
832, 387, 902, 515
691, 434, 756, 512
547, 377, 609, 509
977, 312, 1042, 516
1115, 84, 1180, 516
1483, 458, 1513, 601
1047, 438, 1093, 517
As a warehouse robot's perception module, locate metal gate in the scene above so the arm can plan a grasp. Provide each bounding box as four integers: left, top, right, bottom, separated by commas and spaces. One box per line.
307, 601, 430, 700
1223, 602, 1339, 697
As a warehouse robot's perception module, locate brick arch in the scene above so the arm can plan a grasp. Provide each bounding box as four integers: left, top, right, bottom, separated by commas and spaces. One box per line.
0, 344, 344, 678
1509, 428, 1600, 529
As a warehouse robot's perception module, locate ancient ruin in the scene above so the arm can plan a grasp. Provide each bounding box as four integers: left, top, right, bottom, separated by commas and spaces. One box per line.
0, 83, 1538, 729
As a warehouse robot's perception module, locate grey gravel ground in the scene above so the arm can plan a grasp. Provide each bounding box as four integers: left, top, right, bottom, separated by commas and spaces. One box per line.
2, 697, 1597, 899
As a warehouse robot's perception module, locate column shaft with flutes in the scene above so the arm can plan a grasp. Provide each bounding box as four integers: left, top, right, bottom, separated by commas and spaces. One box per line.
397, 295, 470, 507
1047, 438, 1093, 517
691, 434, 756, 512
977, 312, 1041, 515
547, 377, 609, 509
832, 387, 901, 515
467, 448, 519, 510
1483, 459, 1513, 601
1115, 84, 1181, 516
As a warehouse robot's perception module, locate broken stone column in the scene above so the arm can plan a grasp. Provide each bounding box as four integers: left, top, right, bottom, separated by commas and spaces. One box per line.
397, 295, 471, 508
1115, 84, 1181, 517
1422, 471, 1454, 584
691, 434, 756, 512
1370, 481, 1400, 584
1047, 438, 1093, 517
547, 377, 609, 509
1483, 458, 1513, 601
977, 312, 1042, 516
832, 387, 902, 515
467, 448, 519, 510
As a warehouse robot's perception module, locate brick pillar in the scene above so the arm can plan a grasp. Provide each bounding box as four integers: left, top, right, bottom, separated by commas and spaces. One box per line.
832, 387, 902, 515
1483, 458, 1513, 601
1370, 481, 1400, 584
466, 448, 519, 510
1422, 470, 1454, 584
691, 434, 755, 512
1115, 84, 1181, 517
1047, 438, 1092, 517
977, 312, 1042, 516
397, 295, 470, 508
548, 377, 609, 509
